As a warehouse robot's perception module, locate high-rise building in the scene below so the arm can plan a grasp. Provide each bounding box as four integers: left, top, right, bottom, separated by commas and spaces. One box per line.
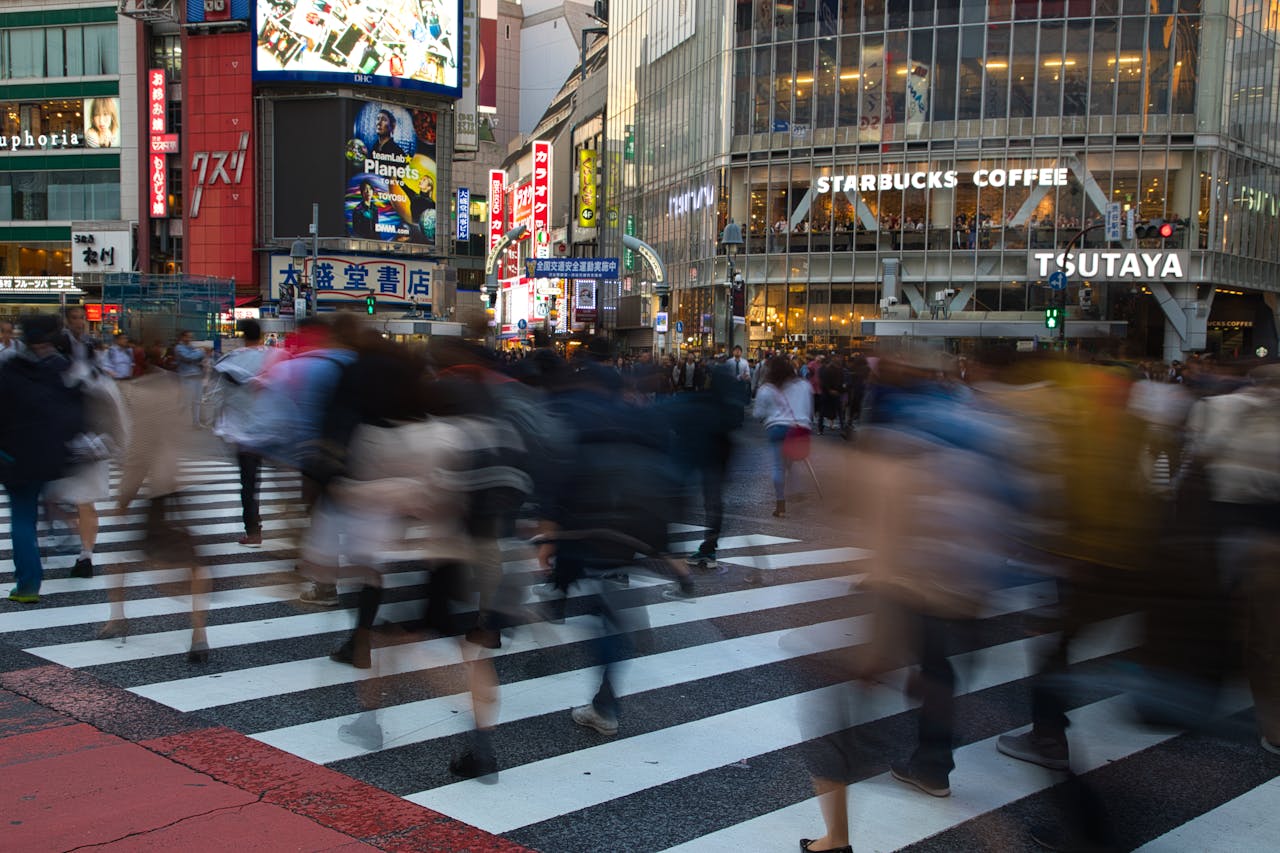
604, 0, 1280, 361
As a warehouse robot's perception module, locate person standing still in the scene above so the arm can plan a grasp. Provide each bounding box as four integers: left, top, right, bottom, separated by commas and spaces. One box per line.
104, 333, 134, 380
174, 331, 207, 425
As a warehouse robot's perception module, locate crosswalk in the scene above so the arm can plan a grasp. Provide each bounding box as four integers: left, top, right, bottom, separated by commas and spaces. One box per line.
2, 457, 1277, 851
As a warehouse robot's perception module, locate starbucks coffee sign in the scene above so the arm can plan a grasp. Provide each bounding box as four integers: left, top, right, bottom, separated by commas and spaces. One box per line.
1030, 250, 1190, 282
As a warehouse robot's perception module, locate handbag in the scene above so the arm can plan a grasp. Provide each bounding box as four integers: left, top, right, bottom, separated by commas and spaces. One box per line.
778, 389, 811, 461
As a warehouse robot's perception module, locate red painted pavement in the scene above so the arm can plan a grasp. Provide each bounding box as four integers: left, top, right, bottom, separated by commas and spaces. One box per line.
0, 667, 533, 853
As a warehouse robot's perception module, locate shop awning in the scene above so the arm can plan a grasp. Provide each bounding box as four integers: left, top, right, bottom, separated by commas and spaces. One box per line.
235, 295, 262, 308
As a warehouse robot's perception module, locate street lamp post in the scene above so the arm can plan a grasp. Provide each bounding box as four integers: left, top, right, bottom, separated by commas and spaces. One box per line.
1056, 222, 1103, 348
483, 225, 529, 347
289, 203, 320, 320
720, 219, 744, 354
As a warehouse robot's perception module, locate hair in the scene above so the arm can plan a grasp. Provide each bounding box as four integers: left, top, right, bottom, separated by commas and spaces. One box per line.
377, 109, 396, 132
20, 313, 62, 347
62, 305, 85, 320
360, 179, 375, 194
89, 98, 118, 133
764, 354, 796, 387
237, 318, 262, 343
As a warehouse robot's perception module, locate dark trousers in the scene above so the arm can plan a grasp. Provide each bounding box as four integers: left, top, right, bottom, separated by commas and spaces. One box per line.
5, 482, 45, 594
236, 450, 261, 536
906, 608, 960, 779
697, 434, 732, 553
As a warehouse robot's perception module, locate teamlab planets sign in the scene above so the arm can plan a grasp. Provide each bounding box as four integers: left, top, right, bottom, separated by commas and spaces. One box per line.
344, 101, 438, 245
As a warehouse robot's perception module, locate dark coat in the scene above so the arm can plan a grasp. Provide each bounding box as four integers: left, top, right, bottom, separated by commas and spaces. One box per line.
0, 352, 84, 486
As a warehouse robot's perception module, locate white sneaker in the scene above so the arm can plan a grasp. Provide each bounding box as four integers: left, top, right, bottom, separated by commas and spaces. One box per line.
298, 583, 339, 607
571, 704, 618, 736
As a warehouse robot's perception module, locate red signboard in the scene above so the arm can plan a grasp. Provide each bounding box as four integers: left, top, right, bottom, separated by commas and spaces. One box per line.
148, 69, 166, 135
150, 133, 179, 154
148, 69, 168, 218
84, 304, 120, 323
182, 31, 256, 291
532, 140, 551, 258
150, 153, 167, 217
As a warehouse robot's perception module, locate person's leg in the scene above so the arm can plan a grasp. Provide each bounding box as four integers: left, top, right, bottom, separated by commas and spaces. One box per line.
908, 612, 958, 782
696, 435, 730, 556
766, 424, 788, 512
7, 483, 44, 597
805, 778, 850, 851
70, 502, 99, 577
237, 449, 262, 538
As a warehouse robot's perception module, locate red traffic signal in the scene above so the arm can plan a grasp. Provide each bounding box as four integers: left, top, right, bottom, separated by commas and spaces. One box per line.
1158, 221, 1174, 239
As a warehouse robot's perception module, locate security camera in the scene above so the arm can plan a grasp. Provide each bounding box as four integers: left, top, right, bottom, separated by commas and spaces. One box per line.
879, 296, 898, 308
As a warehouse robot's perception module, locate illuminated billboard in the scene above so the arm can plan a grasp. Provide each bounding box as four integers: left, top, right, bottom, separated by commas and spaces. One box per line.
344, 100, 438, 244
255, 0, 462, 98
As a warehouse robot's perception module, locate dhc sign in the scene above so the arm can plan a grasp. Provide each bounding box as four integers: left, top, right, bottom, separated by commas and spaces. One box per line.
1030, 250, 1190, 282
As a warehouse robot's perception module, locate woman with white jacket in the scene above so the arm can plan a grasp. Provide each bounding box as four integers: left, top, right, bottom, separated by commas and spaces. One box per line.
754, 355, 813, 517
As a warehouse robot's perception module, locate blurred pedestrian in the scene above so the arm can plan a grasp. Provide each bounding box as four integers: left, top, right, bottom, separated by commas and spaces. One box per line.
0, 315, 85, 603
753, 355, 812, 518
173, 330, 207, 425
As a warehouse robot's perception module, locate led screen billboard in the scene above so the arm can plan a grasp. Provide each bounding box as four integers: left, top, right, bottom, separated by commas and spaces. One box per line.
255, 0, 462, 98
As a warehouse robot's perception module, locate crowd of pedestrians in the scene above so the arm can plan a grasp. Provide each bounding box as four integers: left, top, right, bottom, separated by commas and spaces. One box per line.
2, 309, 1277, 850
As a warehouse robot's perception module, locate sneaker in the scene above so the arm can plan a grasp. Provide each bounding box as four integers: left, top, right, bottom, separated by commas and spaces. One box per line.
889, 762, 951, 797
1263, 736, 1280, 756
997, 732, 1070, 771
298, 583, 339, 607
571, 703, 619, 736
685, 549, 718, 570
70, 557, 94, 579
448, 749, 499, 783
338, 715, 384, 752
238, 533, 262, 548
7, 590, 39, 605
1029, 824, 1119, 852
661, 579, 696, 602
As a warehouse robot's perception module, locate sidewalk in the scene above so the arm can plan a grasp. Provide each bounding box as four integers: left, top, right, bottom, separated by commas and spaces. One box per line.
0, 651, 528, 852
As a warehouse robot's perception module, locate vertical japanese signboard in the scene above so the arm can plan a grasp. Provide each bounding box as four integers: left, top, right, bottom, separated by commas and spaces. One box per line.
577, 149, 597, 228
148, 69, 167, 217
456, 187, 470, 241
532, 140, 551, 258
488, 169, 506, 270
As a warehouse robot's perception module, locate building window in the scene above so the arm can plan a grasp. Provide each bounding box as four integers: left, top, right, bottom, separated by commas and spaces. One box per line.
1, 24, 118, 79
0, 170, 121, 222
150, 35, 182, 81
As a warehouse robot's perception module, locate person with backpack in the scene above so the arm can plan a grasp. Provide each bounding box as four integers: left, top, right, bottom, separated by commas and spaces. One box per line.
0, 315, 85, 603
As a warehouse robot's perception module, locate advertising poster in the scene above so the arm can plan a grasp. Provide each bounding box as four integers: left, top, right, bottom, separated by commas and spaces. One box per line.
905, 62, 931, 137
858, 43, 885, 143
84, 97, 120, 148
478, 1, 497, 112
255, 0, 462, 97
344, 100, 438, 244
577, 149, 597, 228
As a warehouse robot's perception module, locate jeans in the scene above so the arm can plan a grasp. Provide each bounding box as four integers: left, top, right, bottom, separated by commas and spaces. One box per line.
766, 424, 790, 500
5, 482, 45, 594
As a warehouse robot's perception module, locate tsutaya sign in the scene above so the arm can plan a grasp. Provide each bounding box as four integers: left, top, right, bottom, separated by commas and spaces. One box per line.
1031, 250, 1190, 282
816, 168, 1069, 193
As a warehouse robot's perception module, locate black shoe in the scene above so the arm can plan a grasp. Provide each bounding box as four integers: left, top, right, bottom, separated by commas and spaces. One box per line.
800, 841, 852, 853
71, 557, 94, 578
1029, 825, 1119, 852
449, 749, 498, 783
890, 761, 951, 797
464, 627, 501, 649
187, 641, 210, 664
330, 638, 372, 669
97, 619, 129, 640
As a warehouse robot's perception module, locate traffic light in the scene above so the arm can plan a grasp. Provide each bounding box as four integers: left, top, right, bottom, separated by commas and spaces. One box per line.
1157, 220, 1174, 239
1137, 218, 1176, 240
1044, 306, 1061, 329
365, 293, 376, 315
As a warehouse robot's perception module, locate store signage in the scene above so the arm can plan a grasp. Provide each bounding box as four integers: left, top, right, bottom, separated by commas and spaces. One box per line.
488, 169, 506, 255
71, 231, 131, 274
1238, 186, 1280, 216
150, 134, 180, 154
0, 129, 81, 150
1030, 250, 1190, 282
574, 279, 597, 324
268, 254, 438, 303
578, 150, 598, 227
0, 277, 79, 292
532, 141, 551, 258
668, 183, 715, 218
150, 153, 168, 217
815, 168, 1069, 194
149, 69, 168, 217
456, 187, 470, 241
190, 131, 249, 218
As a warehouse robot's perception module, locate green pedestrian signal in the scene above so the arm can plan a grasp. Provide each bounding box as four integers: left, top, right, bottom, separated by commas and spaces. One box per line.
365, 293, 376, 315
1044, 306, 1060, 329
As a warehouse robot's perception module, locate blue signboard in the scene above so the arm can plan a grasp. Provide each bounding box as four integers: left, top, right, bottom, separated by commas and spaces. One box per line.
675, 320, 684, 333
456, 187, 470, 241
1048, 270, 1069, 291
532, 257, 620, 278
254, 0, 463, 99
187, 0, 251, 23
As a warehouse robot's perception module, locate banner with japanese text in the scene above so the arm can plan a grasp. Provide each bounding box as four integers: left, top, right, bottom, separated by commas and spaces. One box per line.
268, 253, 438, 304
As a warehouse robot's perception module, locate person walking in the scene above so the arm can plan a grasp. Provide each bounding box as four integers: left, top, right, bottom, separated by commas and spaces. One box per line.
103, 332, 134, 379
173, 330, 207, 425
753, 355, 812, 518
0, 320, 22, 363
0, 315, 85, 603
210, 320, 278, 548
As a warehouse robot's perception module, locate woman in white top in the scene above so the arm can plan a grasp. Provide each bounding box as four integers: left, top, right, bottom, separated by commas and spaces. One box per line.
754, 355, 813, 517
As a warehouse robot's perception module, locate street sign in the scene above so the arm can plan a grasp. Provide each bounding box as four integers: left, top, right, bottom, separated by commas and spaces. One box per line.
533, 257, 620, 278
1125, 208, 1136, 240
1105, 202, 1121, 242
517, 318, 527, 330
1048, 270, 1069, 291
456, 187, 470, 241
675, 320, 684, 333
655, 311, 669, 333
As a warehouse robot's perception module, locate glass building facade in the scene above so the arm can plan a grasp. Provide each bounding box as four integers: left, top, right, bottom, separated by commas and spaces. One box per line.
603, 0, 1280, 356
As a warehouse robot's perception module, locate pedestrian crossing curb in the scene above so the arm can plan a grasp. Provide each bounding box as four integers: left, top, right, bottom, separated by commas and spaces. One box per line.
0, 663, 532, 852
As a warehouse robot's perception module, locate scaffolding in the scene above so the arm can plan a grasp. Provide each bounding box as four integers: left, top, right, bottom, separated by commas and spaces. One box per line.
100, 273, 235, 345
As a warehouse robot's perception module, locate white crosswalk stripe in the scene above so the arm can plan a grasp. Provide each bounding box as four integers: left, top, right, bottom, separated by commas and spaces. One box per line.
2, 458, 1274, 851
